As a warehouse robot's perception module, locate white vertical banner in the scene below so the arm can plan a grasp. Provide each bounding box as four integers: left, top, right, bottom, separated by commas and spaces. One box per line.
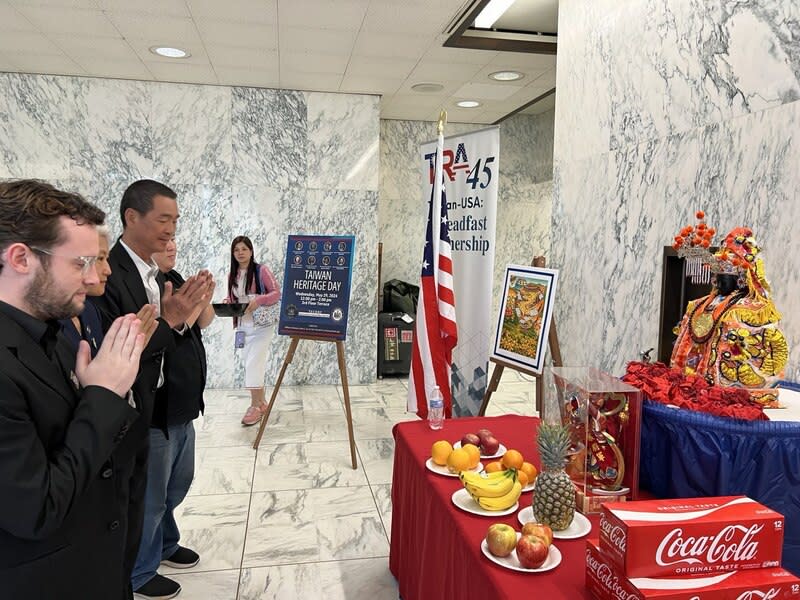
420, 127, 499, 416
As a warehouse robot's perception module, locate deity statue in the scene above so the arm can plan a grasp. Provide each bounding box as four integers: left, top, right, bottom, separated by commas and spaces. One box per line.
670, 216, 789, 407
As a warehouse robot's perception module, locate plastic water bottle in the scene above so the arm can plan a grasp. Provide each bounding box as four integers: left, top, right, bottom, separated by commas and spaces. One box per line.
428, 386, 444, 430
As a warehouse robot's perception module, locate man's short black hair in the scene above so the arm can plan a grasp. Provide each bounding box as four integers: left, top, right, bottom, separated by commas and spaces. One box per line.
120, 179, 177, 228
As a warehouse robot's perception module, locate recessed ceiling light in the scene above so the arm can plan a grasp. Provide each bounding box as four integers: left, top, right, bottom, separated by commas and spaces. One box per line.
150, 46, 190, 59
489, 70, 524, 82
456, 100, 481, 108
411, 82, 444, 93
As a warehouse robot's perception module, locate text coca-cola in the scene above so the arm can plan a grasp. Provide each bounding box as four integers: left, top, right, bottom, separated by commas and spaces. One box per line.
586, 538, 800, 600
598, 497, 783, 578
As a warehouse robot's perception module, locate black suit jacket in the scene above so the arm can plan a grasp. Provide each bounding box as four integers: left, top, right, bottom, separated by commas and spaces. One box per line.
94, 240, 176, 432
0, 311, 139, 599
160, 269, 206, 425
92, 240, 177, 589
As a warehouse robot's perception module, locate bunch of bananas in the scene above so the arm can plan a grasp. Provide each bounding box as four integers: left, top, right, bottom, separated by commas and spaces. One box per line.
459, 468, 522, 511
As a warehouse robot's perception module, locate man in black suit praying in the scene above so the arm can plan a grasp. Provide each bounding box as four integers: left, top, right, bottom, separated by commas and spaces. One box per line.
0, 179, 145, 599
94, 179, 212, 599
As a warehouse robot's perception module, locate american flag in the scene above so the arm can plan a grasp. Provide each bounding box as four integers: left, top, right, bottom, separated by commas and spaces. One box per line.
407, 128, 458, 418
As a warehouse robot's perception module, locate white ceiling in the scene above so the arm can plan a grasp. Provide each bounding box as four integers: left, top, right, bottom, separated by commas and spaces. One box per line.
0, 0, 557, 124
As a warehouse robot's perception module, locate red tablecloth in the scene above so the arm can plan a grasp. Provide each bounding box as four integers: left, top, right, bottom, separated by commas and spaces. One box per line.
389, 415, 595, 600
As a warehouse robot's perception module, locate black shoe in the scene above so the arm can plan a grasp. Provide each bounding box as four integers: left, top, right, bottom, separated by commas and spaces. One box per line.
161, 546, 200, 569
133, 574, 181, 599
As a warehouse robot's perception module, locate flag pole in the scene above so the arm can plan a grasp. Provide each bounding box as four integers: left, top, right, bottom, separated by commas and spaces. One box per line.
433, 109, 446, 281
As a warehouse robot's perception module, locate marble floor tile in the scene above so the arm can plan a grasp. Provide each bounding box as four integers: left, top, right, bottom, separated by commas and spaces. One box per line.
238, 558, 398, 600
189, 445, 256, 496
169, 569, 240, 600
356, 438, 395, 485
194, 414, 262, 448
371, 483, 392, 541
202, 389, 251, 415
159, 493, 250, 575
243, 487, 388, 567
252, 441, 367, 491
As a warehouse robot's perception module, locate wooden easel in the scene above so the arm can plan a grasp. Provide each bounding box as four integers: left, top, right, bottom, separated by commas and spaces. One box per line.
478, 255, 563, 416
252, 335, 358, 469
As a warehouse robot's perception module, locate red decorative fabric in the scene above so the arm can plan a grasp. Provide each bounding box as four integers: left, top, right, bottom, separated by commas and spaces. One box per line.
622, 361, 767, 421
389, 415, 595, 600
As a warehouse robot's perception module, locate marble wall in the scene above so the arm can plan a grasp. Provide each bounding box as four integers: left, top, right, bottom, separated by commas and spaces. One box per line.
552, 1, 800, 377
0, 72, 380, 387
379, 110, 555, 334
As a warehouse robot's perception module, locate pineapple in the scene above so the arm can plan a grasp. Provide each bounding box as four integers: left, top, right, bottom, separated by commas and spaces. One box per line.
533, 423, 575, 531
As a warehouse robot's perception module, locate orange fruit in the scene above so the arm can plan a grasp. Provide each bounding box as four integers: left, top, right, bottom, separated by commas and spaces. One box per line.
447, 448, 472, 473
484, 460, 504, 473
431, 440, 453, 466
517, 470, 529, 488
461, 443, 481, 469
520, 461, 538, 482
501, 449, 524, 470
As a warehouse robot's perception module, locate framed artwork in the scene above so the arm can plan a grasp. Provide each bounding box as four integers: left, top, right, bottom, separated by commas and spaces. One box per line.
491, 264, 559, 374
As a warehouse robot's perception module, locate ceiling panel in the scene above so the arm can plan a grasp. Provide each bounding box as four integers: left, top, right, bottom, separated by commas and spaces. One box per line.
16, 6, 118, 35
277, 0, 369, 31
50, 35, 137, 60
279, 52, 350, 74
9, 0, 100, 8
351, 31, 432, 60
280, 27, 357, 55
95, 0, 191, 17
206, 46, 279, 69
279, 71, 342, 92
186, 0, 277, 24
144, 60, 218, 84
6, 52, 84, 74
0, 30, 64, 54
73, 56, 152, 79
194, 20, 278, 49
216, 65, 280, 87
107, 13, 202, 44
339, 75, 404, 95
0, 4, 36, 31
452, 82, 525, 101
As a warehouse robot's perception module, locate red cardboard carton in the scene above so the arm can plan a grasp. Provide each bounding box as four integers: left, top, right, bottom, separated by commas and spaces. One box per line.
586, 538, 800, 600
599, 497, 783, 577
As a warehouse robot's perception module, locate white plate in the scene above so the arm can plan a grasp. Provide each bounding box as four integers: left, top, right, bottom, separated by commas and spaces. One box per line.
451, 488, 519, 517
520, 481, 535, 493
481, 532, 562, 573
516, 506, 592, 539
425, 458, 484, 477
454, 440, 508, 459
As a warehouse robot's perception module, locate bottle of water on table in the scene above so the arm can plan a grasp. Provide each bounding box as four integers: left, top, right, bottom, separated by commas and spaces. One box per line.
428, 386, 444, 430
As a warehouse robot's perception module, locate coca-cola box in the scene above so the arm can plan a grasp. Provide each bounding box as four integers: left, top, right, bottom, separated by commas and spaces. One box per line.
586, 538, 800, 600
599, 497, 784, 578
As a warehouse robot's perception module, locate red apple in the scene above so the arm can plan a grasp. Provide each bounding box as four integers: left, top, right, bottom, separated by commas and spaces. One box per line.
461, 432, 481, 448
476, 428, 493, 445
481, 435, 500, 456
516, 534, 549, 569
485, 523, 517, 558
521, 522, 553, 546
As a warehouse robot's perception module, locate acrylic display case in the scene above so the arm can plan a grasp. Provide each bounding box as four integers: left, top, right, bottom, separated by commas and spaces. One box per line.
542, 367, 642, 514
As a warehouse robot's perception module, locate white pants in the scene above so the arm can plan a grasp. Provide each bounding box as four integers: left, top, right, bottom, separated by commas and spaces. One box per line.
239, 321, 275, 389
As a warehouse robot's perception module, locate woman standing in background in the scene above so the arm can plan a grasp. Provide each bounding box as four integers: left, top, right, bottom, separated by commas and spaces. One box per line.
226, 235, 281, 426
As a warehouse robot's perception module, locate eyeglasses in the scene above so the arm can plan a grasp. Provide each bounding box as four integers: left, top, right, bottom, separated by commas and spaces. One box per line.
30, 246, 99, 275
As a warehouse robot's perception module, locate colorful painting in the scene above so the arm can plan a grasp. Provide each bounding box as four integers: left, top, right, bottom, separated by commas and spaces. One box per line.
492, 265, 559, 374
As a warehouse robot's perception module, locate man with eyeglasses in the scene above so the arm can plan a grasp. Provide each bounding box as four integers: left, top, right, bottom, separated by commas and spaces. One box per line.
94, 179, 213, 600
0, 179, 146, 599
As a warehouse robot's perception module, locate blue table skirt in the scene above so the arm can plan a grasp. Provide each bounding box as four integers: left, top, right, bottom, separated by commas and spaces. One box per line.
640, 400, 800, 575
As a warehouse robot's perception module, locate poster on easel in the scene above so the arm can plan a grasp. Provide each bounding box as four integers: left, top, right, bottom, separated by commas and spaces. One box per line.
491, 264, 559, 374
278, 234, 355, 340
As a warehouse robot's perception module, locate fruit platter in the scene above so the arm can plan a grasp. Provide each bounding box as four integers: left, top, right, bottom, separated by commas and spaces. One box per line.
481, 522, 562, 573
455, 428, 506, 458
